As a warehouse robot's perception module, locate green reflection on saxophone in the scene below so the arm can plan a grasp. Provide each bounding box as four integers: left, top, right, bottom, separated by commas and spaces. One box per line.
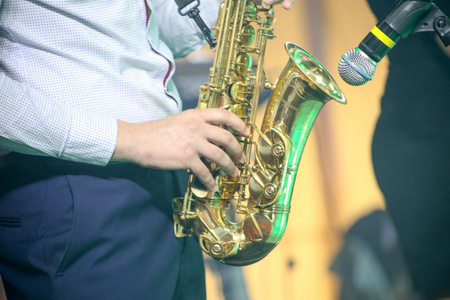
173, 1, 346, 266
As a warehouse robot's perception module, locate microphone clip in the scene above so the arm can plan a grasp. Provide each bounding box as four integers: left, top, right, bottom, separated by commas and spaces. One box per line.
433, 16, 450, 47
395, 1, 450, 47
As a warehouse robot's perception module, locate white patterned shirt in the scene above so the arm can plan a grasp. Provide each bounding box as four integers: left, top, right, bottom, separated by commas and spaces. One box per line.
0, 0, 218, 165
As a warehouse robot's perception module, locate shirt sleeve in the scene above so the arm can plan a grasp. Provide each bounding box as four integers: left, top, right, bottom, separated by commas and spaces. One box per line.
0, 73, 118, 165
152, 0, 220, 59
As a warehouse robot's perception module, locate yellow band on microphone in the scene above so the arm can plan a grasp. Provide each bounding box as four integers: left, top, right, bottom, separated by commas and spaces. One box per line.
371, 26, 396, 48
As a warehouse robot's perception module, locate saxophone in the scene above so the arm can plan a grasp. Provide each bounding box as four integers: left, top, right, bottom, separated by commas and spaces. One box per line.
173, 0, 346, 266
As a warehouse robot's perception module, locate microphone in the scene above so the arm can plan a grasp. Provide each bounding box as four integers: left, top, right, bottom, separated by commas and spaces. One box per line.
338, 0, 449, 86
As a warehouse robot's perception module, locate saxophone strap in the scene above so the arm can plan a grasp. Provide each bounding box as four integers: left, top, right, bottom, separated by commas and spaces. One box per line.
174, 0, 217, 48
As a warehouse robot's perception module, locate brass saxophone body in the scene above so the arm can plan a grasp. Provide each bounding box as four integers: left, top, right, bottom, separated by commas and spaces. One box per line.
173, 0, 346, 266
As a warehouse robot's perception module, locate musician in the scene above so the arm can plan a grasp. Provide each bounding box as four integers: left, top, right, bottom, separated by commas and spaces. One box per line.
0, 0, 294, 299
368, 0, 450, 299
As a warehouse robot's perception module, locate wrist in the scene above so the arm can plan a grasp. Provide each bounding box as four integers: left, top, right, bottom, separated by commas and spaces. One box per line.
111, 120, 137, 163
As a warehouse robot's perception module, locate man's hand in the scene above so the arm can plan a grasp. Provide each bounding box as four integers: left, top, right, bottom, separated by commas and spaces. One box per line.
263, 0, 295, 10
112, 108, 250, 193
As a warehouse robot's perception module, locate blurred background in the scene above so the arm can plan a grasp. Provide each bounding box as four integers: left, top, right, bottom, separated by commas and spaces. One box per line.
173, 0, 401, 299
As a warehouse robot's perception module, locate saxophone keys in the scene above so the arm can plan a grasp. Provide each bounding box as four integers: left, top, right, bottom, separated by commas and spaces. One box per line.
239, 24, 256, 46
235, 53, 252, 76
248, 169, 281, 207
243, 212, 273, 242
217, 173, 240, 199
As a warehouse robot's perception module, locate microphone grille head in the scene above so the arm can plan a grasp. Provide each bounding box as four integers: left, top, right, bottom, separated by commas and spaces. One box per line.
338, 48, 377, 86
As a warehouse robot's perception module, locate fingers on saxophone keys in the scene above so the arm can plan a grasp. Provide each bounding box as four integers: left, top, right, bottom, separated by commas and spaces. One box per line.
263, 0, 295, 9
202, 109, 250, 137
191, 157, 219, 193
205, 125, 245, 163
283, 0, 295, 10
201, 141, 239, 176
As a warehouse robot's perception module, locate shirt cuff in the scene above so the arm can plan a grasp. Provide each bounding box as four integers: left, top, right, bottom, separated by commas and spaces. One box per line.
60, 108, 118, 166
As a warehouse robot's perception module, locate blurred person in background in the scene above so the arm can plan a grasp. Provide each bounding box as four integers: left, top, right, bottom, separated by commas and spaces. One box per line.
368, 0, 450, 299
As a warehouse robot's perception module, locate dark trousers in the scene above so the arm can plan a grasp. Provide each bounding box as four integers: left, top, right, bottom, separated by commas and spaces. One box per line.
0, 154, 206, 300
